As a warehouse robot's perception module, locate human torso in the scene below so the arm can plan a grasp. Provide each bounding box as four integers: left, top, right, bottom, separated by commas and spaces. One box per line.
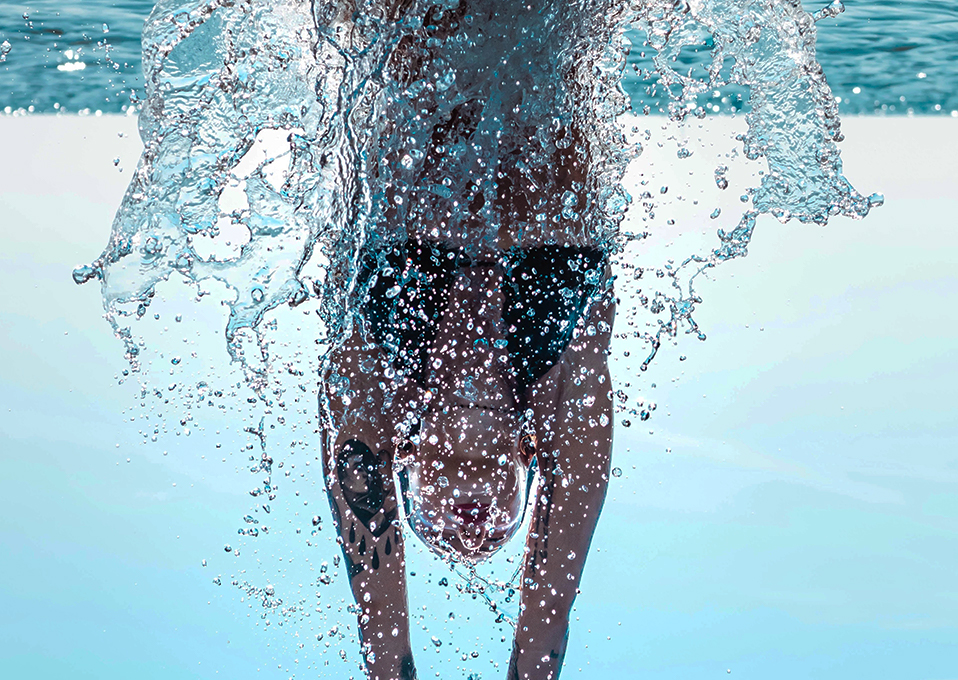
361, 0, 626, 257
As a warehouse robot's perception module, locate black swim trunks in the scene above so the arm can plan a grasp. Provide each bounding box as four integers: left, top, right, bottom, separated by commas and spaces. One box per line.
359, 240, 607, 393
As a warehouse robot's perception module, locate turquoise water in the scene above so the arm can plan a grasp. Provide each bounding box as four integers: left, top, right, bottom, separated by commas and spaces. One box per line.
2, 1, 958, 679
3, 114, 958, 679
2, 0, 956, 115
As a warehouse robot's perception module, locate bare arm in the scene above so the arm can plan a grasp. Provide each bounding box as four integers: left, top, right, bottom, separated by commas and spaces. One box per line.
320, 329, 417, 680
508, 288, 616, 680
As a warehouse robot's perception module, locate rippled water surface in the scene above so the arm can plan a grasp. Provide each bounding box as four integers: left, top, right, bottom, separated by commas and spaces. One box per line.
1, 0, 955, 115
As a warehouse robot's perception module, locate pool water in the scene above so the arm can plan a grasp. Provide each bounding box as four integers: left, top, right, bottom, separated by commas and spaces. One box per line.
2, 0, 956, 115
3, 2, 957, 679
2, 113, 957, 680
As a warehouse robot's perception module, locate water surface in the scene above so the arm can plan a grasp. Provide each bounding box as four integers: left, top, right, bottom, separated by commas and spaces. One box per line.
2, 0, 956, 114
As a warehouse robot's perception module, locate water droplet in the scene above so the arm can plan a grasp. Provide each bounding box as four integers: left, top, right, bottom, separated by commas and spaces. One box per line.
71, 264, 99, 285
611, 467, 622, 478
143, 236, 161, 256
714, 165, 729, 190
814, 0, 844, 22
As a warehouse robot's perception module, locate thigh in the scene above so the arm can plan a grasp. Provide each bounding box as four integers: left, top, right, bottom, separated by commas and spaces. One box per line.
360, 240, 456, 386
503, 247, 609, 391
321, 324, 400, 445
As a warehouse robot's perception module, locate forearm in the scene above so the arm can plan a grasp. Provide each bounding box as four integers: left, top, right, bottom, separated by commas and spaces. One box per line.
508, 287, 616, 680
509, 419, 612, 680
322, 427, 417, 680
347, 532, 416, 680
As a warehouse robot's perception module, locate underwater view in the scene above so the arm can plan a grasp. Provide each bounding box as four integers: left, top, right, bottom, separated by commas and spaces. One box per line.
2, 1, 957, 679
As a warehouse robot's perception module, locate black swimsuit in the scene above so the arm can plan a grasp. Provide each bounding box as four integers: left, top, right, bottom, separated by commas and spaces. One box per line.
359, 240, 607, 393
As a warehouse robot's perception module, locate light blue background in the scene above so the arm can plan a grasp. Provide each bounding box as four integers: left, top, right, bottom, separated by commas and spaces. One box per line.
1, 115, 956, 679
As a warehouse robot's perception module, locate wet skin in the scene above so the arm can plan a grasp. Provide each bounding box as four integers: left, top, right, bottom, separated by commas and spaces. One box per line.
319, 5, 613, 678
320, 267, 615, 680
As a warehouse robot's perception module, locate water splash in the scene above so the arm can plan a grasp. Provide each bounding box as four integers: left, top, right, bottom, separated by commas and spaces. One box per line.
75, 0, 876, 386
72, 0, 877, 658
619, 0, 880, 369
76, 0, 638, 390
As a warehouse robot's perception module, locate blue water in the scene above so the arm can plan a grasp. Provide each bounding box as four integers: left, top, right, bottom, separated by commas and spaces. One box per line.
4, 3, 958, 679
2, 0, 956, 115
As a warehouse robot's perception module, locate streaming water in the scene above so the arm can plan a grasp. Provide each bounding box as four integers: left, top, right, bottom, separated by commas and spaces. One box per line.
74, 0, 876, 380
71, 0, 878, 670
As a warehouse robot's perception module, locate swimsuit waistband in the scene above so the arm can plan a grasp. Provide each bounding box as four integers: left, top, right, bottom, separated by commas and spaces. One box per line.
359, 239, 610, 393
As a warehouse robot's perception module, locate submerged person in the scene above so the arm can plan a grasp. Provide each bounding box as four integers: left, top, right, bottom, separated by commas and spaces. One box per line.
320, 1, 627, 679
